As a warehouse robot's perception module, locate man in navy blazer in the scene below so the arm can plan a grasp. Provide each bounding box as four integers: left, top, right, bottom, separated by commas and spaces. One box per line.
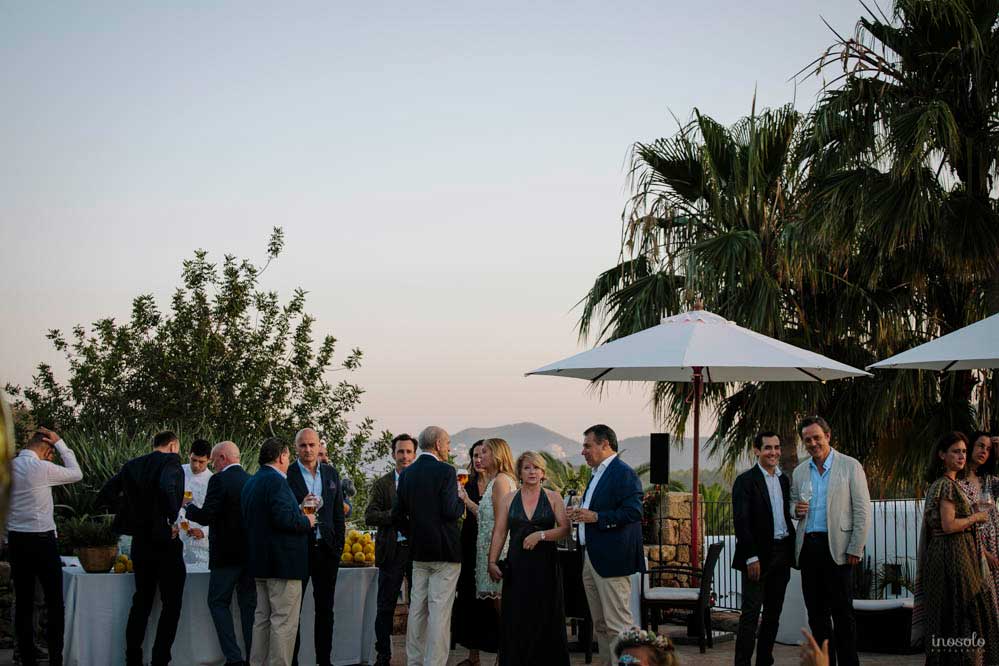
241, 437, 315, 666
566, 424, 644, 666
184, 441, 255, 666
391, 426, 464, 666
286, 428, 346, 666
731, 432, 795, 666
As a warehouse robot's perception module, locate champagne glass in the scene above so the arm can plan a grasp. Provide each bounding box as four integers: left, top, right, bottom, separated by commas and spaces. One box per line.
184, 489, 193, 502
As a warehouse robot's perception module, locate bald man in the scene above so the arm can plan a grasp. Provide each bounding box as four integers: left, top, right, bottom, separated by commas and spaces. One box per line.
184, 442, 256, 666
287, 428, 346, 666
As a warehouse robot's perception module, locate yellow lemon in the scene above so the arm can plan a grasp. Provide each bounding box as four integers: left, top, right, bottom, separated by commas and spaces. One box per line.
126, 561, 133, 573
363, 544, 375, 555
352, 552, 365, 563
352, 543, 363, 554
113, 561, 127, 574
341, 553, 352, 564
348, 530, 360, 541
364, 553, 375, 564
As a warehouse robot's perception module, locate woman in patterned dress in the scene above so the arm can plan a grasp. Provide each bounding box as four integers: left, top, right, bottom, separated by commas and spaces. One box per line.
958, 431, 999, 616
914, 431, 999, 665
458, 437, 517, 604
454, 440, 500, 665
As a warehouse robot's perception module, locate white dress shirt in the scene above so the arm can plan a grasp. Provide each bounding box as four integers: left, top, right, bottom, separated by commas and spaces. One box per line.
181, 463, 212, 562
8, 440, 83, 534
746, 462, 789, 566
578, 453, 617, 546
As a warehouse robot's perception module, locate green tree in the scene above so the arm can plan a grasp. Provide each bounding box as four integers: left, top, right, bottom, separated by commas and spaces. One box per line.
800, 0, 999, 458
6, 228, 391, 483
539, 452, 592, 495
577, 104, 866, 478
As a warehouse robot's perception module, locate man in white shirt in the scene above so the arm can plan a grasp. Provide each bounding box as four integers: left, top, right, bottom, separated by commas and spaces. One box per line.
566, 424, 644, 666
731, 432, 795, 666
8, 426, 83, 666
181, 439, 212, 564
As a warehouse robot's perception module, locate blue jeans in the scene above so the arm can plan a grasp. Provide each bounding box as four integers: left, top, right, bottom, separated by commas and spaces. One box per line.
207, 565, 256, 664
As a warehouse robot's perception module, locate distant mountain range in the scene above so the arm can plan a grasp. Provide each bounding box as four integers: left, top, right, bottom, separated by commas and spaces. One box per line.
450, 421, 729, 472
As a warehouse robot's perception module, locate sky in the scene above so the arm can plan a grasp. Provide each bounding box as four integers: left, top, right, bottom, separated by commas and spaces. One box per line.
1, 1, 868, 449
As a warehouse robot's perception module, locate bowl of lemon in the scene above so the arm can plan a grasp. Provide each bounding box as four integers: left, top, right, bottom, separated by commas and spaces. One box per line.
341, 530, 376, 567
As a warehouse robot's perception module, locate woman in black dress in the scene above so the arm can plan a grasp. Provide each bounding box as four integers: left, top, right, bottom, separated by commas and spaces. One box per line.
488, 451, 571, 665
453, 440, 499, 664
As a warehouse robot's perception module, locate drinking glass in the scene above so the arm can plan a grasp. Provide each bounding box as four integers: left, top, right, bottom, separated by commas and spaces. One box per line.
976, 480, 994, 514
302, 493, 322, 516
457, 469, 470, 487
183, 490, 193, 502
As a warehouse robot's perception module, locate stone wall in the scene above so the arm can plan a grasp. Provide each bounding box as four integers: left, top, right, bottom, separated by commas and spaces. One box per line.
643, 491, 705, 587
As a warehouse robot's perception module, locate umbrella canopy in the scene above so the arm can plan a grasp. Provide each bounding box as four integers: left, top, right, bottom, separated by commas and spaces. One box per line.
867, 312, 999, 371
527, 307, 869, 569
527, 310, 871, 382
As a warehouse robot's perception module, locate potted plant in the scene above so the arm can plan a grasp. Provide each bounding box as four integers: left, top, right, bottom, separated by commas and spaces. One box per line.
60, 515, 119, 573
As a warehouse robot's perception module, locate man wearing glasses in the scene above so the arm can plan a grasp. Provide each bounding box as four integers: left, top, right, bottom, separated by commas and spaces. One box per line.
8, 426, 83, 666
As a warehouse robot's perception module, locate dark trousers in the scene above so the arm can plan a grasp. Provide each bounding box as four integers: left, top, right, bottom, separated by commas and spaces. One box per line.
9, 531, 64, 666
735, 538, 792, 666
375, 542, 411, 660
208, 564, 256, 664
800, 533, 858, 666
126, 537, 186, 666
292, 539, 339, 666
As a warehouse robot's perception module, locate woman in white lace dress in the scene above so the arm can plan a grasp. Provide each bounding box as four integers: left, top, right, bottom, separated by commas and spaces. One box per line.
460, 437, 517, 603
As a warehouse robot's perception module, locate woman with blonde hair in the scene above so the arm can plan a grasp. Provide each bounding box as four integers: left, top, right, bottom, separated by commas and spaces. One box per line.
488, 451, 570, 664
458, 437, 517, 603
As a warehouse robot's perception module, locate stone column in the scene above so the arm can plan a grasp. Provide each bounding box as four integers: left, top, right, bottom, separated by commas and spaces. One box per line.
644, 491, 705, 587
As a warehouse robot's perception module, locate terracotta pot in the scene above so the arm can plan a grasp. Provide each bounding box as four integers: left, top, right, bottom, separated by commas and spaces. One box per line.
76, 545, 119, 573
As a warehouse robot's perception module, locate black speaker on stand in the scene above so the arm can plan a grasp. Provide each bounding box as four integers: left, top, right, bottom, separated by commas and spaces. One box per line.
650, 433, 670, 485
649, 433, 671, 587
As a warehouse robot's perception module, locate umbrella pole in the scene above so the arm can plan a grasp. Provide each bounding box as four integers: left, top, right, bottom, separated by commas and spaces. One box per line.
691, 367, 702, 570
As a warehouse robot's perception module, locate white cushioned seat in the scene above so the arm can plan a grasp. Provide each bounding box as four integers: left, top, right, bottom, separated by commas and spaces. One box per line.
852, 598, 913, 611
643, 585, 699, 602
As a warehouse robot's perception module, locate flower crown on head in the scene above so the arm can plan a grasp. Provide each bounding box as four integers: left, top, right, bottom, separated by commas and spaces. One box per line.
617, 627, 674, 652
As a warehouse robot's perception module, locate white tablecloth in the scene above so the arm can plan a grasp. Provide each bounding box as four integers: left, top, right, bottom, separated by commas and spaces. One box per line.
62, 563, 378, 666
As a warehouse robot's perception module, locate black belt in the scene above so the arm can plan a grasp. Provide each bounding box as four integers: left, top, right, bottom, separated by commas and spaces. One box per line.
805, 531, 828, 539
8, 530, 56, 538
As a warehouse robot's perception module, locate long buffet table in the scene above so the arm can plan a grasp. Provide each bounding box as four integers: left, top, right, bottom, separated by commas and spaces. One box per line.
62, 563, 378, 666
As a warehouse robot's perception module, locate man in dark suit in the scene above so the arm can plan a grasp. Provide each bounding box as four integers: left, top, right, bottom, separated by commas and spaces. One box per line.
566, 424, 644, 666
241, 437, 316, 666
365, 433, 417, 666
97, 430, 186, 666
732, 432, 795, 666
183, 440, 255, 666
286, 427, 346, 666
391, 425, 464, 666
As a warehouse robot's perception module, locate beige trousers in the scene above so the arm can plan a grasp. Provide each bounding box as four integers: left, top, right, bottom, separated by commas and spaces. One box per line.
249, 578, 303, 666
581, 551, 635, 666
406, 560, 461, 666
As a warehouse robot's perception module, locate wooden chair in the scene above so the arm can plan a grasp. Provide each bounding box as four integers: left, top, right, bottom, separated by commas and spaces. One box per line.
639, 541, 724, 653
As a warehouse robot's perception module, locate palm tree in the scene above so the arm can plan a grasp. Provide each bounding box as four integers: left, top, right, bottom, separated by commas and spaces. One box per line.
539, 452, 592, 495
803, 0, 999, 435
578, 103, 864, 478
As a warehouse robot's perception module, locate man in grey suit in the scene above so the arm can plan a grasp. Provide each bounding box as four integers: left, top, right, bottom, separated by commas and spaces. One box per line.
789, 416, 871, 666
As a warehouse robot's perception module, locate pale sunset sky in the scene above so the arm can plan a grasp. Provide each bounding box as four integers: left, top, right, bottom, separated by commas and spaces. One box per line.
1, 1, 866, 446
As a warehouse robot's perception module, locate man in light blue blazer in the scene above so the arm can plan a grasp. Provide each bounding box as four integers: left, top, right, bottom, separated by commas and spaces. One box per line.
567, 424, 644, 666
788, 416, 871, 666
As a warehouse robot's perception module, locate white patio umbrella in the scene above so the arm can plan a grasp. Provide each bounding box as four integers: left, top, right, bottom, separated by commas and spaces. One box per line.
867, 312, 999, 371
526, 307, 870, 565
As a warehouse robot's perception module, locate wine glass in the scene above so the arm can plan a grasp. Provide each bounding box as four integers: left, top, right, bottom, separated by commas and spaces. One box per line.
457, 469, 470, 487
976, 480, 994, 515
302, 493, 323, 521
